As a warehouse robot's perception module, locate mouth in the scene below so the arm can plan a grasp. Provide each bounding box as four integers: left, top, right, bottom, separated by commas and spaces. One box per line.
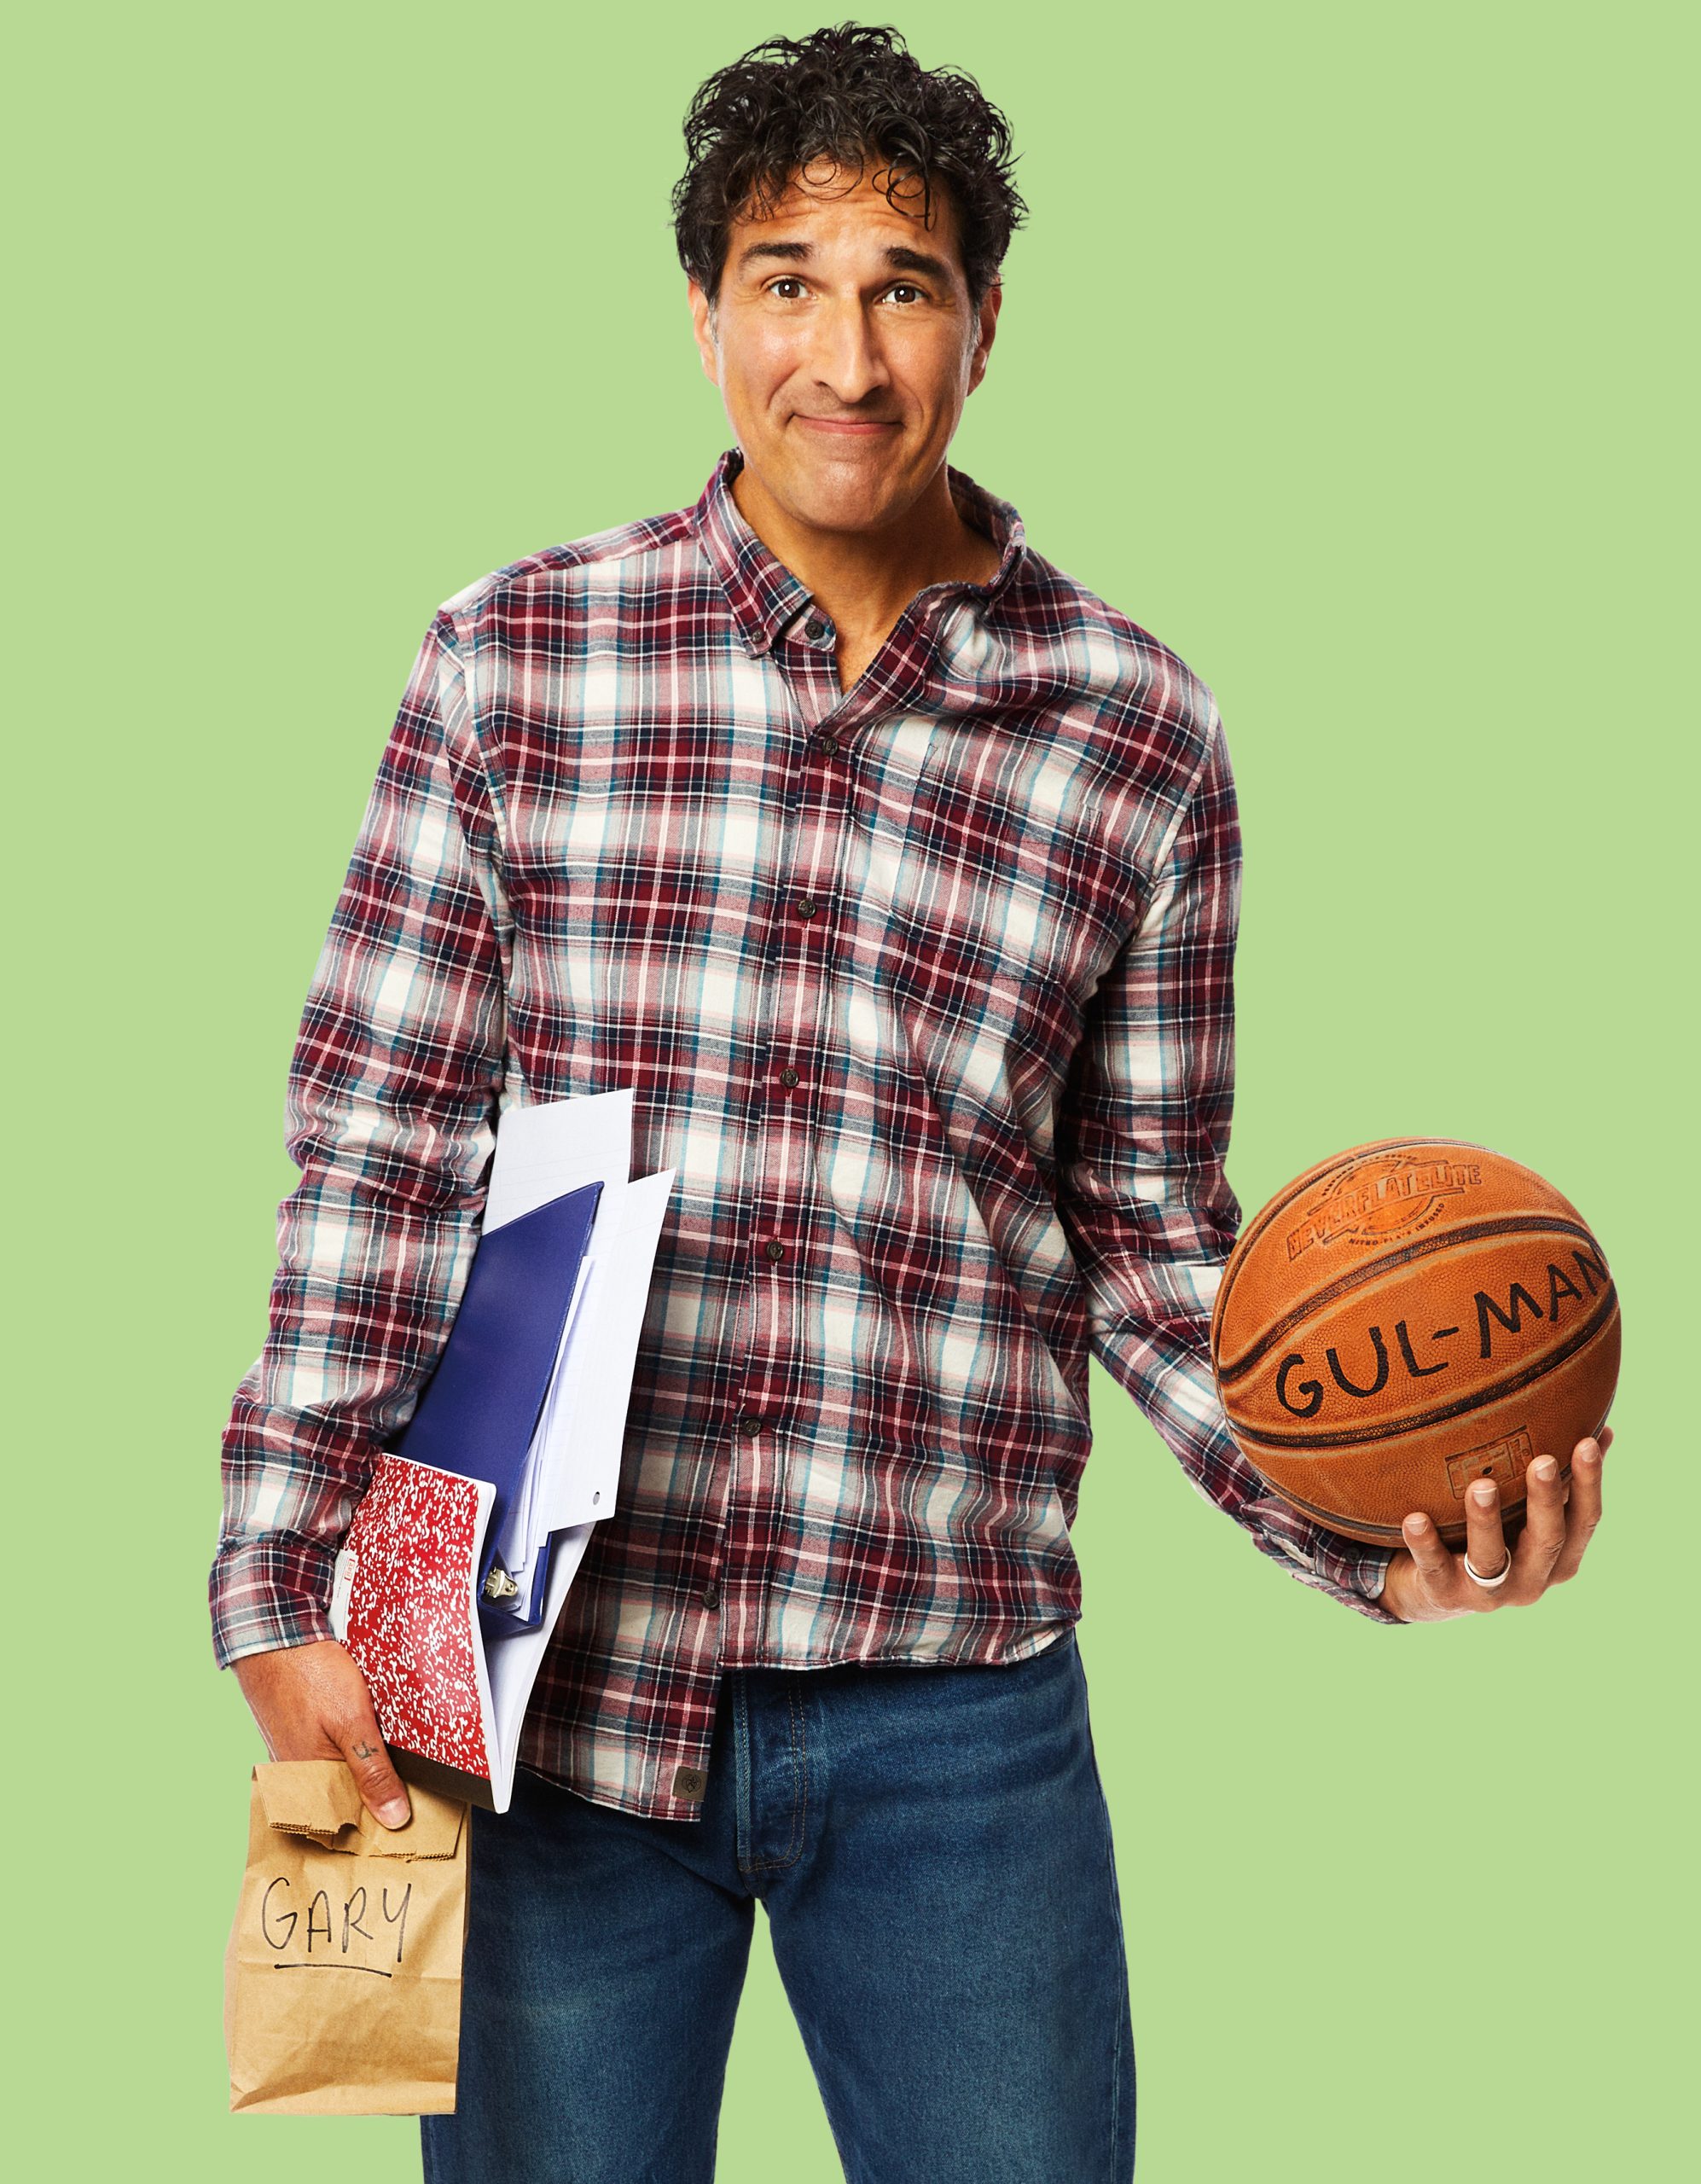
792, 416, 899, 437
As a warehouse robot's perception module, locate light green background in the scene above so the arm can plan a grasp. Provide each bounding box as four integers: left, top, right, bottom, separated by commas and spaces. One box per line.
11, 3, 1690, 2177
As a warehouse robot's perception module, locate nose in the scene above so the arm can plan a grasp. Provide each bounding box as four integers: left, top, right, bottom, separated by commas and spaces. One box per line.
807, 292, 891, 409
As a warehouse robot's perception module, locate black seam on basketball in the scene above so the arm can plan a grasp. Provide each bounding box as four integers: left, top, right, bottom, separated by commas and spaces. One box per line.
1216, 1138, 1495, 1332
1223, 1293, 1617, 1449
1252, 1474, 1531, 1546
1216, 1215, 1608, 1385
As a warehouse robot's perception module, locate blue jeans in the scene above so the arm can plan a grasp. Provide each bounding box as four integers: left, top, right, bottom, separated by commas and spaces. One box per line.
421, 1625, 1135, 2182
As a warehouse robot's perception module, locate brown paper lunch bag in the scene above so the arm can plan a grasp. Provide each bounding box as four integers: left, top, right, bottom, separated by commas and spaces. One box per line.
224, 1758, 472, 2114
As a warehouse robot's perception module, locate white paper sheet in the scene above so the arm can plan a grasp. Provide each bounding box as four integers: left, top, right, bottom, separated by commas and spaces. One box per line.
483, 1086, 637, 1233
537, 1167, 676, 1531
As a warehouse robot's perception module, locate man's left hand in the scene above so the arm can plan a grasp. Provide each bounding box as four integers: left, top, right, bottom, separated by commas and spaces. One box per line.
1379, 1426, 1611, 1621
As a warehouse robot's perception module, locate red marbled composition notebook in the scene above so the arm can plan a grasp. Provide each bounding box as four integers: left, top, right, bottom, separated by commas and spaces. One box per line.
332, 1453, 499, 1802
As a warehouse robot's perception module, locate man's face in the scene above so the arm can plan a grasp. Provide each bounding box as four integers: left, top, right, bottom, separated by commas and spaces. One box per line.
688, 161, 1001, 538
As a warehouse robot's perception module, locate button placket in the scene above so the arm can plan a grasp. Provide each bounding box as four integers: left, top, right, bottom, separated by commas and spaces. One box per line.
728, 647, 847, 1535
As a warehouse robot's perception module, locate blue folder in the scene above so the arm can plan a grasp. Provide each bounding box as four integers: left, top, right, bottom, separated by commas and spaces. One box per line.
389, 1177, 603, 1639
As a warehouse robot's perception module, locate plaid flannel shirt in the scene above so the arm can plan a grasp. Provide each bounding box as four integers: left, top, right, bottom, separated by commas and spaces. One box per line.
210, 447, 1397, 1821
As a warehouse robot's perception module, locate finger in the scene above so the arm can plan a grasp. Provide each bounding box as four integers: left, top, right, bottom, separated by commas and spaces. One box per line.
335, 1712, 412, 1830
1517, 1450, 1570, 1588
1547, 1434, 1605, 1584
1399, 1510, 1459, 1605
1463, 1472, 1512, 1594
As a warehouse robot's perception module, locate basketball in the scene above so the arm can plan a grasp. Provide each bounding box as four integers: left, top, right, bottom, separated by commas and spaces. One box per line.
1209, 1138, 1620, 1551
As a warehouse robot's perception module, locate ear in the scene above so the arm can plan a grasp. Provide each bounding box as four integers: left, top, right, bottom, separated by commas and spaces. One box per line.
967, 282, 1001, 395
688, 278, 720, 387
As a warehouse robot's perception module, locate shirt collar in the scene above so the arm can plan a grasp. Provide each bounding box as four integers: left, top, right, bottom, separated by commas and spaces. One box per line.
692, 444, 1029, 659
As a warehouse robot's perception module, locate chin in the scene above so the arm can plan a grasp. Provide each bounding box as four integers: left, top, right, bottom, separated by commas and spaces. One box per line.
781, 467, 909, 537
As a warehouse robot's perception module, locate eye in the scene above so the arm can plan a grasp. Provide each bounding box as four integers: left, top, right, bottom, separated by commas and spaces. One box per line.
769, 276, 808, 299
886, 283, 925, 305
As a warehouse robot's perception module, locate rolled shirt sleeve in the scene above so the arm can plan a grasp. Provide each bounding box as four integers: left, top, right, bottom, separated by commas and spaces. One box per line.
1055, 701, 1400, 1623
208, 612, 510, 1666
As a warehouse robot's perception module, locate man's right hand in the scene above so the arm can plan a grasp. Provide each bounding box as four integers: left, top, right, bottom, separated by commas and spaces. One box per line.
231, 1638, 412, 1830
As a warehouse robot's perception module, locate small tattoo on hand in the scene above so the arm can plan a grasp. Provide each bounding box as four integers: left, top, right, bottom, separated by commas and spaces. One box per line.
351, 1740, 378, 1760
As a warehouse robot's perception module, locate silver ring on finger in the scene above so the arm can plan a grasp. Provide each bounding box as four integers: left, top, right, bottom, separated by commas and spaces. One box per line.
1463, 1545, 1513, 1588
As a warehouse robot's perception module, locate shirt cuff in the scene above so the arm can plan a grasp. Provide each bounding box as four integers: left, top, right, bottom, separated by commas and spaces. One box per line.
1245, 1494, 1404, 1624
208, 1531, 340, 1669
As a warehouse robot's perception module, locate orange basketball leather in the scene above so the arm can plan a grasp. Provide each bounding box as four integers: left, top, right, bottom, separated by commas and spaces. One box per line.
1210, 1138, 1620, 1549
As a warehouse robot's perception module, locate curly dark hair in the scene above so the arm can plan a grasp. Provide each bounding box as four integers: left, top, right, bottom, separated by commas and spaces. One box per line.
672, 22, 1027, 313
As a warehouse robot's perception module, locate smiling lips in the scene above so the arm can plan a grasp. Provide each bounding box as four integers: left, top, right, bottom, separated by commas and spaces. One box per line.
794, 416, 897, 434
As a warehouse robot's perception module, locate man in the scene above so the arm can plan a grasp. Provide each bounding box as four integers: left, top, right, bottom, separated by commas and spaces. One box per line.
212, 24, 1607, 2181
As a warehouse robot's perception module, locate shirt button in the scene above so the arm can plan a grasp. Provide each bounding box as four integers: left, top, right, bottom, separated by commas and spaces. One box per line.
763, 1240, 785, 1262
700, 1580, 721, 1609
737, 1409, 764, 1435
779, 1065, 800, 1087
794, 896, 817, 920
816, 731, 839, 755
805, 616, 827, 642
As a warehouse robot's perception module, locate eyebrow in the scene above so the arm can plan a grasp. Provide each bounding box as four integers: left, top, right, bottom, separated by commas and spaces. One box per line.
735, 240, 956, 286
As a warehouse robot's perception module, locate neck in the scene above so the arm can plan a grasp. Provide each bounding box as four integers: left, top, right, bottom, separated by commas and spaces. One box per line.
729, 458, 1000, 648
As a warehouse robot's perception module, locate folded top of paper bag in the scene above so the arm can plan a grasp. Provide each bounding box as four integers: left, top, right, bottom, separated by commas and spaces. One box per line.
253, 1760, 467, 1859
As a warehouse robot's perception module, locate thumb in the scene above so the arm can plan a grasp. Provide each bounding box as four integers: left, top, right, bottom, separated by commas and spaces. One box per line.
336, 1710, 412, 1831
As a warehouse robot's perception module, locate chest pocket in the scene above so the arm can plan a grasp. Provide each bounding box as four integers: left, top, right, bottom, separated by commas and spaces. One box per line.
850, 714, 946, 916
856, 722, 1117, 991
